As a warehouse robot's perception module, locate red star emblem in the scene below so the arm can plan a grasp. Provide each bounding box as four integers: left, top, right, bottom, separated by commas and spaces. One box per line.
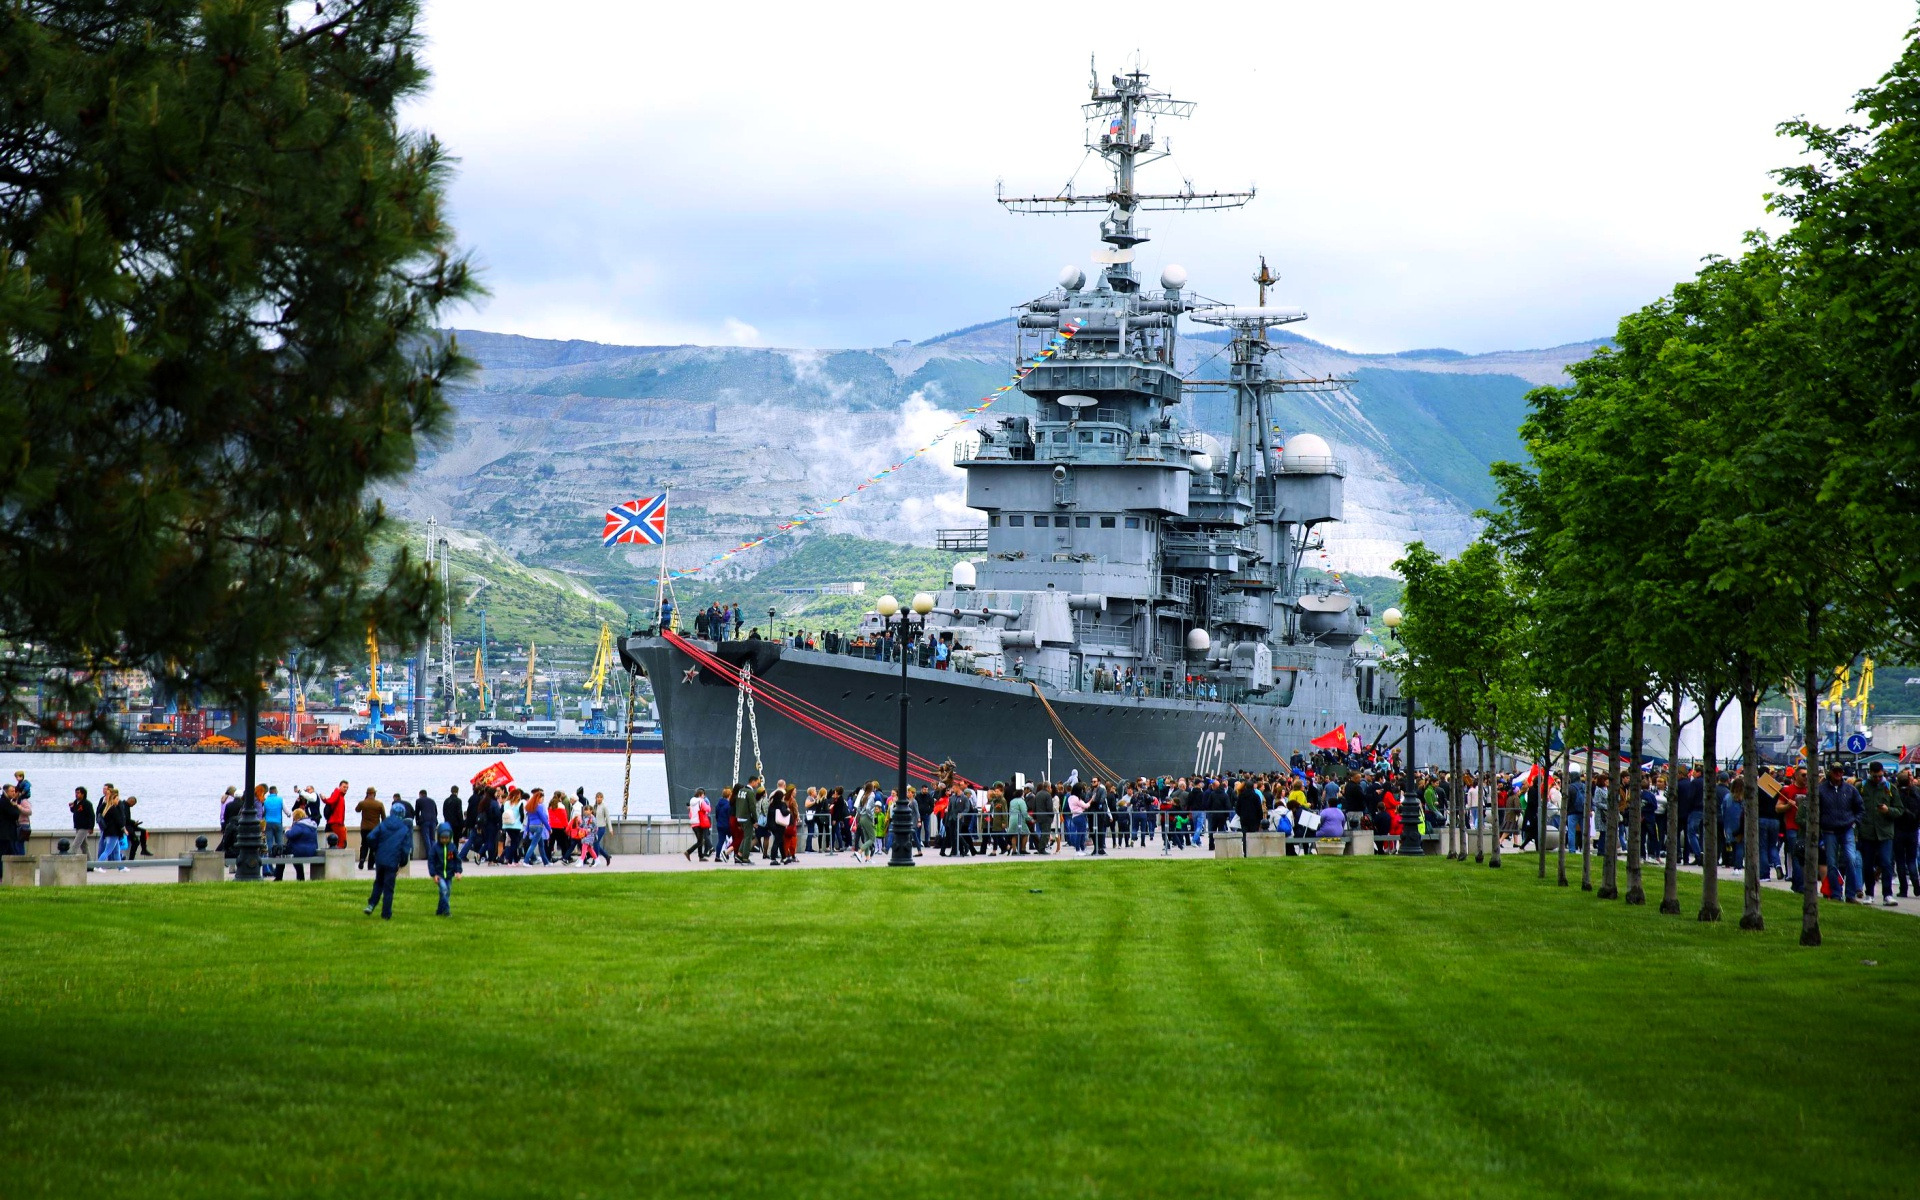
682, 666, 700, 684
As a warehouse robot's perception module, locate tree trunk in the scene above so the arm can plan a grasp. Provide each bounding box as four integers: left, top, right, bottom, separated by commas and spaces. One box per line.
1581, 720, 1595, 892
1488, 718, 1503, 869
1698, 685, 1722, 923
1625, 689, 1647, 905
1800, 656, 1822, 947
1556, 718, 1570, 887
1599, 703, 1622, 899
1474, 738, 1486, 864
1538, 715, 1550, 880
1738, 673, 1764, 932
1661, 682, 1683, 914
1451, 732, 1464, 861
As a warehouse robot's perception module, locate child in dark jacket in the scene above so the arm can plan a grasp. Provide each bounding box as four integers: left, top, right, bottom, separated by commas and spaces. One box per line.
428, 822, 462, 916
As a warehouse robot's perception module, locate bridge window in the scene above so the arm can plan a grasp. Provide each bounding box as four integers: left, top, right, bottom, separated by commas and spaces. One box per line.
1008, 515, 1025, 527
1075, 516, 1090, 528
1099, 432, 1115, 444
1078, 431, 1094, 443
1100, 516, 1116, 528
1052, 431, 1068, 443
1125, 517, 1141, 529
1032, 515, 1048, 528
989, 515, 1000, 527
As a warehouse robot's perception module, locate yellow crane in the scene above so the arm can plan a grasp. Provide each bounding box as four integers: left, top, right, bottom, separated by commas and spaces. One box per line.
366, 627, 381, 713
586, 622, 613, 706
524, 642, 537, 710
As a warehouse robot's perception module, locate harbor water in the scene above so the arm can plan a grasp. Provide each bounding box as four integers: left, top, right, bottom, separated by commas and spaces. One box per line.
0, 751, 671, 829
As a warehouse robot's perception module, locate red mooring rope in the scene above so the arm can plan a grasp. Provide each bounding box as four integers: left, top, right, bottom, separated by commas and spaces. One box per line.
662, 631, 979, 790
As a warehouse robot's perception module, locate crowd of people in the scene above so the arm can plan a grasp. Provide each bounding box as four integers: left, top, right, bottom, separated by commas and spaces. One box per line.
1503, 758, 1920, 906
675, 747, 1459, 866
12, 747, 1913, 915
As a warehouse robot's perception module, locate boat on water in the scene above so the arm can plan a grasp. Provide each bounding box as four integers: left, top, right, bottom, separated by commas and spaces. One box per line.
624, 66, 1455, 815
476, 717, 664, 754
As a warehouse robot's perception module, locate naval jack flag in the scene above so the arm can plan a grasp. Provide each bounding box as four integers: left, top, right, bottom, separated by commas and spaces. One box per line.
603, 495, 669, 547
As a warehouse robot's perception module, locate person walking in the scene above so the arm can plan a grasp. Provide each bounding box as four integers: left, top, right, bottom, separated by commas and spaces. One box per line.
68, 785, 95, 860
501, 789, 525, 864
443, 786, 466, 849
522, 789, 551, 865
355, 787, 385, 869
323, 780, 349, 851
548, 791, 573, 863
686, 788, 712, 862
363, 803, 412, 920
413, 789, 438, 865
97, 788, 128, 866
712, 786, 734, 863
1859, 761, 1901, 905
428, 822, 461, 915
733, 780, 760, 865
590, 792, 614, 865
1007, 786, 1030, 855
0, 782, 21, 859
1895, 768, 1920, 899
1818, 762, 1866, 903
259, 785, 286, 858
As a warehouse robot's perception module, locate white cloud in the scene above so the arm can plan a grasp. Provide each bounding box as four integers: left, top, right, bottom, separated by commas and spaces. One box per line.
411, 0, 1916, 353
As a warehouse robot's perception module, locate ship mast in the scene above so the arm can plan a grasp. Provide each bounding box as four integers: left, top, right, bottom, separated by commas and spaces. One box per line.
998, 62, 1254, 293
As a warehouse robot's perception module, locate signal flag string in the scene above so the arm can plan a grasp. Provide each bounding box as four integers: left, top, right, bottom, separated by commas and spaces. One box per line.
665, 321, 1084, 578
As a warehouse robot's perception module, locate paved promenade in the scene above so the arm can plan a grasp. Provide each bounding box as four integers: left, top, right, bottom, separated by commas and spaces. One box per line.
46, 839, 1920, 919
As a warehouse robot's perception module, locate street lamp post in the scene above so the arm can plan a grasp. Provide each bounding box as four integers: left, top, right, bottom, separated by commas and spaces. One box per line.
1381, 607, 1424, 857
877, 592, 934, 867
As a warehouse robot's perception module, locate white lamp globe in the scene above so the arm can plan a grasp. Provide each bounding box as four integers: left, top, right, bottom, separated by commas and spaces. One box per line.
876, 594, 900, 618
1382, 607, 1404, 629
911, 592, 936, 615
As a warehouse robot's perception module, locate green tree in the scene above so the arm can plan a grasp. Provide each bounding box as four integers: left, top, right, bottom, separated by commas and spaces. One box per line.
1391, 542, 1479, 861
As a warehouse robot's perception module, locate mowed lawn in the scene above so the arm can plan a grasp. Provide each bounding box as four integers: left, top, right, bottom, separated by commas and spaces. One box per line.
4, 857, 1915, 1199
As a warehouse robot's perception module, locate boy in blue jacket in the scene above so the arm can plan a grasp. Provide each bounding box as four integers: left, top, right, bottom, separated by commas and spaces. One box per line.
428, 821, 461, 916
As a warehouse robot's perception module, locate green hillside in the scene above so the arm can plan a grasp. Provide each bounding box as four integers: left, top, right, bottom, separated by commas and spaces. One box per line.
378, 523, 628, 647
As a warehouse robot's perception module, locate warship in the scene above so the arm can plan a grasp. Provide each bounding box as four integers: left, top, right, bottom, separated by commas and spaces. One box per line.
623, 66, 1444, 814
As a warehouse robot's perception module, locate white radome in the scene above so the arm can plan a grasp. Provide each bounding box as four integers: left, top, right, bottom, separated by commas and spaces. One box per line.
951, 561, 977, 589
1281, 431, 1335, 471
1160, 263, 1188, 290
1189, 452, 1214, 472
1186, 628, 1211, 652
1059, 265, 1086, 291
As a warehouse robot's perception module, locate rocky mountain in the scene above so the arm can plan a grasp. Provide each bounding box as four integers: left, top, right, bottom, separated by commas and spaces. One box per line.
384, 323, 1602, 612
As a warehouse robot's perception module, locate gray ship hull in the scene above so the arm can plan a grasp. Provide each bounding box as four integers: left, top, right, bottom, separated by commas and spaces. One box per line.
632, 636, 1443, 816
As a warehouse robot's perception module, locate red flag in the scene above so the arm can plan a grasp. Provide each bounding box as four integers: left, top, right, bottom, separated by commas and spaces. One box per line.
470, 760, 515, 792
1311, 724, 1348, 751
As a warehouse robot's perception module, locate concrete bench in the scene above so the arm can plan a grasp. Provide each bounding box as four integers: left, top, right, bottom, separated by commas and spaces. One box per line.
2, 854, 39, 885
261, 854, 332, 880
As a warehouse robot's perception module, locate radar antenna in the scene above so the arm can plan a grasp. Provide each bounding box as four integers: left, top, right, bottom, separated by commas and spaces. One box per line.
997, 63, 1253, 292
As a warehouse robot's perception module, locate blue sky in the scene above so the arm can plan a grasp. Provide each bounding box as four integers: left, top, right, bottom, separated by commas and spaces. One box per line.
408, 0, 1915, 355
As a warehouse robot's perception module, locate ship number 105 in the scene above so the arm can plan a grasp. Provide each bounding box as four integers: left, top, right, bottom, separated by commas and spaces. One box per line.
1194, 731, 1226, 776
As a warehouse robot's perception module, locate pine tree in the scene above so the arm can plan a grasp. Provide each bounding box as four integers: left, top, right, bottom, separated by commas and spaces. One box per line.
0, 2, 476, 733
